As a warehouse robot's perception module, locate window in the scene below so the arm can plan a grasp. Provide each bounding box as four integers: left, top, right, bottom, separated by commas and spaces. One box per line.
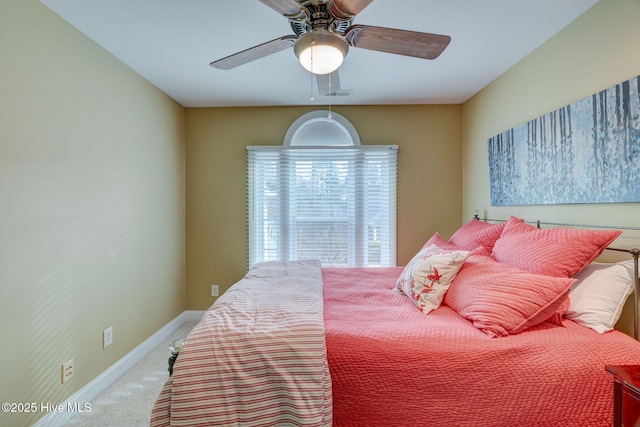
247, 111, 397, 268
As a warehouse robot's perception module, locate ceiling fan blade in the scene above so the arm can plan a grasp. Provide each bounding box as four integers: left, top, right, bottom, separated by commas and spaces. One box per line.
331, 0, 373, 17
210, 35, 298, 70
316, 70, 341, 96
259, 0, 305, 18
345, 25, 451, 60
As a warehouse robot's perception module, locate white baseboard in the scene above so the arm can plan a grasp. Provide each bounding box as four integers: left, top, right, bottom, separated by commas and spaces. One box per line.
33, 310, 205, 427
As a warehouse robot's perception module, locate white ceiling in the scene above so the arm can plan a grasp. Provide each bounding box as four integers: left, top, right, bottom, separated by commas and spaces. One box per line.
39, 0, 599, 108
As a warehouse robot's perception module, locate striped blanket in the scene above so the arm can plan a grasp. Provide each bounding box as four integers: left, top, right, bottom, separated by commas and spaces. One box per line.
150, 260, 332, 427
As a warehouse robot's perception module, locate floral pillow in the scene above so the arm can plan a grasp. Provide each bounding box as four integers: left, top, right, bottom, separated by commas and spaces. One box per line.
396, 244, 469, 315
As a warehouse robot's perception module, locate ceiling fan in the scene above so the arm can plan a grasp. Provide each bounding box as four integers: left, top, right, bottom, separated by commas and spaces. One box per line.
209, 0, 451, 96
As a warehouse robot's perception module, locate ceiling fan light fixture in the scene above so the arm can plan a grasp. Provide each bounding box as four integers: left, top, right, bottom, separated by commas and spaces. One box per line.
294, 30, 349, 75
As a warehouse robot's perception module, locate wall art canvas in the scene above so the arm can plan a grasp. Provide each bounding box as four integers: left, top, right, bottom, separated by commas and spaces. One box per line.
488, 74, 640, 206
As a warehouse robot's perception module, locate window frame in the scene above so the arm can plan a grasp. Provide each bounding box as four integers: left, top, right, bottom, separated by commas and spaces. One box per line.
247, 111, 396, 268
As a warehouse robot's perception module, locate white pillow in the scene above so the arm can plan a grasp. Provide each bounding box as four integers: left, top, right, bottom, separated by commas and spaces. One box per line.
396, 244, 469, 314
566, 260, 637, 334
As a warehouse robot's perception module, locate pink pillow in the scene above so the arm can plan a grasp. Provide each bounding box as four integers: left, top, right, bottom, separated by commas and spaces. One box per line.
449, 216, 523, 253
546, 297, 570, 326
424, 233, 490, 256
491, 221, 621, 278
444, 254, 575, 337
423, 232, 462, 251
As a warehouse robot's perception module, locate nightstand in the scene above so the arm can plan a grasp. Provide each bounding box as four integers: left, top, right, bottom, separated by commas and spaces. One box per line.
606, 365, 640, 427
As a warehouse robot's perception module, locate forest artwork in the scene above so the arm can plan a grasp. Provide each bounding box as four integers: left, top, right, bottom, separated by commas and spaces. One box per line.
488, 74, 640, 205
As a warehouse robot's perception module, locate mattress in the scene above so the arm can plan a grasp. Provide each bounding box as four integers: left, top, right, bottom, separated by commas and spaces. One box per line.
324, 266, 640, 427
151, 261, 640, 426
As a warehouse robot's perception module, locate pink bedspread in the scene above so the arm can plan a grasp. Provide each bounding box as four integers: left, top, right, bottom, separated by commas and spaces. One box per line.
323, 267, 640, 427
151, 263, 640, 427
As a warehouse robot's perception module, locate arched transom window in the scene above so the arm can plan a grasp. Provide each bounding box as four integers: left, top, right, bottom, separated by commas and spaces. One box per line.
247, 111, 397, 267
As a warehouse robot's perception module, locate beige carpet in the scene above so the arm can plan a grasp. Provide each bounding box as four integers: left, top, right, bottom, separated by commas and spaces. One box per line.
63, 322, 197, 427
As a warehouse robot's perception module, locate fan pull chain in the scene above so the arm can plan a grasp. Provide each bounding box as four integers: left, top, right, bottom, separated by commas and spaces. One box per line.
309, 41, 315, 101
309, 72, 314, 101
327, 71, 332, 119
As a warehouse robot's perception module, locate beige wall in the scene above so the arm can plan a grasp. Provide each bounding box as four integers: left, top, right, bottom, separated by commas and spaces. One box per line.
10, 0, 638, 422
186, 105, 462, 309
0, 1, 186, 426
462, 0, 640, 227
462, 0, 640, 334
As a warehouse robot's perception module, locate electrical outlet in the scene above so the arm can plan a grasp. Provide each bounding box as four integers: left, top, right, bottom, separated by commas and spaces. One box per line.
211, 285, 219, 297
103, 327, 113, 348
61, 359, 74, 384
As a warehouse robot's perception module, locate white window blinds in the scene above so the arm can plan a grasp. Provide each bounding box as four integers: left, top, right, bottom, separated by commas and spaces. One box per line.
247, 145, 397, 268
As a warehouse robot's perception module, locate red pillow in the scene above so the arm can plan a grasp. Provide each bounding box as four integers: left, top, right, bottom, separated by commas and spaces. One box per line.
444, 254, 575, 337
424, 233, 490, 256
546, 297, 570, 326
491, 221, 621, 278
424, 232, 463, 251
449, 216, 523, 253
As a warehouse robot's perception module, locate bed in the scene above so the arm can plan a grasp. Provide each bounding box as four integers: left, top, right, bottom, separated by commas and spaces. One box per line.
151, 217, 640, 426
